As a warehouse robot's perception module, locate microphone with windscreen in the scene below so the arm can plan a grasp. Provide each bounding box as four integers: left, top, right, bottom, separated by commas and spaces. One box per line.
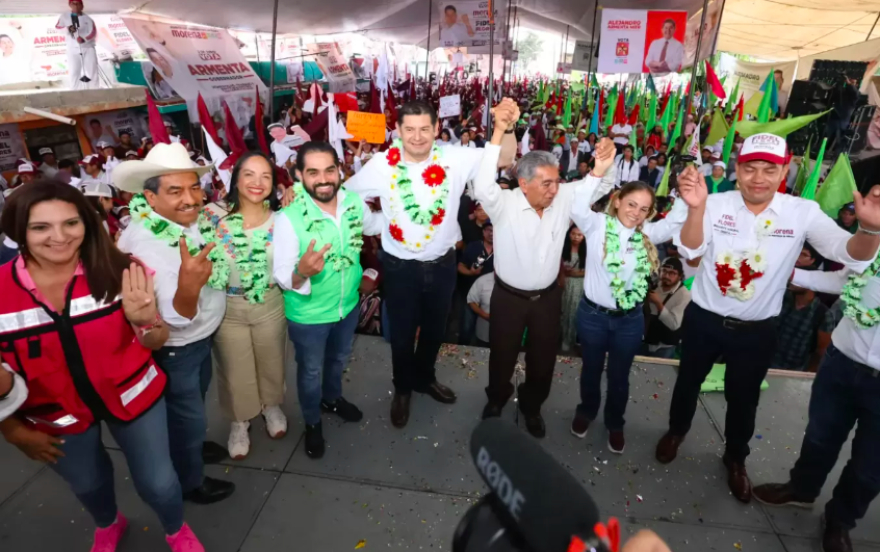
453, 418, 616, 552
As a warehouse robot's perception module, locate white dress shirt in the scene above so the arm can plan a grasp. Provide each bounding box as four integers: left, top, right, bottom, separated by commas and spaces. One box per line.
344, 142, 484, 261
674, 192, 873, 321
467, 273, 495, 342
610, 124, 633, 146
613, 155, 641, 186
793, 268, 880, 371
573, 200, 689, 309
475, 144, 616, 291
272, 189, 383, 294
644, 38, 684, 73
118, 215, 226, 346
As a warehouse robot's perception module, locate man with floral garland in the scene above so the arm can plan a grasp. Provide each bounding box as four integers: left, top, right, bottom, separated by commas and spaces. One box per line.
273, 142, 383, 459
344, 100, 518, 428
116, 143, 236, 505
657, 132, 880, 506
751, 260, 880, 552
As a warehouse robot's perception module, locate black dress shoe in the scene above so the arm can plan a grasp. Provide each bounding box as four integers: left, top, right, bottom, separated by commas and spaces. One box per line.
481, 402, 502, 419
390, 392, 411, 428
518, 405, 546, 438
418, 381, 457, 404
321, 397, 363, 422
655, 432, 685, 464
183, 476, 235, 504
202, 441, 228, 465
305, 423, 325, 459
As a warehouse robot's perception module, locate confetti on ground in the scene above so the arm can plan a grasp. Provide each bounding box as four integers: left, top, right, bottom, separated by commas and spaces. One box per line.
636, 495, 643, 502
355, 539, 366, 549
414, 436, 428, 440
756, 435, 763, 439
652, 394, 659, 399
733, 543, 742, 550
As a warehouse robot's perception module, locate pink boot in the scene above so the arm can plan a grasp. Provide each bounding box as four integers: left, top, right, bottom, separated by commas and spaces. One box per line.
165, 523, 205, 552
90, 514, 128, 552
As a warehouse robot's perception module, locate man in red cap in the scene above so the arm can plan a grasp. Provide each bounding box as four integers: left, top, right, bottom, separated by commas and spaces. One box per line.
657, 133, 880, 504
55, 1, 99, 90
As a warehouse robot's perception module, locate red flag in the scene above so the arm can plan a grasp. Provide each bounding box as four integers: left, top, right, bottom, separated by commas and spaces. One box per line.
628, 104, 640, 126
196, 93, 220, 146
736, 94, 745, 121
705, 60, 726, 100
409, 79, 416, 101
597, 89, 605, 127
223, 102, 246, 155
614, 90, 626, 125
660, 80, 673, 114
334, 92, 359, 113
146, 90, 171, 145
386, 82, 398, 123
254, 87, 270, 156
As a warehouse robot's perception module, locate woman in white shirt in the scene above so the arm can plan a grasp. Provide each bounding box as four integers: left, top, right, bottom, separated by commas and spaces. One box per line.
459, 133, 476, 148
639, 145, 657, 168
614, 145, 641, 186
437, 129, 454, 147
568, 180, 702, 453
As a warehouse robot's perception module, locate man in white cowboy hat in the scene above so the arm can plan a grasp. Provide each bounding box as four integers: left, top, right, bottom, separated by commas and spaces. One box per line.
115, 142, 235, 505
38, 147, 59, 179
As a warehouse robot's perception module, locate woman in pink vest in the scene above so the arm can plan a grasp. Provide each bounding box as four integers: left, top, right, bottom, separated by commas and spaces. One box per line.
0, 181, 205, 552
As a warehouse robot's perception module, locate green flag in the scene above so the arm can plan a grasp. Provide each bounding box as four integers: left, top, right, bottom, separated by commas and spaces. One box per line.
757, 70, 776, 123
656, 157, 673, 197
725, 78, 740, 116
604, 90, 616, 131
629, 124, 640, 158
705, 110, 730, 149
563, 92, 573, 127
591, 73, 600, 88
659, 94, 673, 139
801, 138, 828, 200
646, 74, 656, 93
816, 154, 858, 218
736, 110, 831, 138
794, 139, 812, 196
646, 93, 658, 130
587, 88, 594, 114
743, 91, 763, 120
722, 116, 738, 166
669, 101, 686, 149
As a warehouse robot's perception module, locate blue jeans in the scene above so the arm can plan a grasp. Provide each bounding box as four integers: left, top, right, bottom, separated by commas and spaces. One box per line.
576, 298, 644, 430
152, 337, 213, 493
789, 344, 880, 529
287, 306, 359, 425
51, 399, 184, 535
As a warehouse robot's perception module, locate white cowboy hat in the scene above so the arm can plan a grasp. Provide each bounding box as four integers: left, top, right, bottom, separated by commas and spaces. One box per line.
112, 142, 213, 193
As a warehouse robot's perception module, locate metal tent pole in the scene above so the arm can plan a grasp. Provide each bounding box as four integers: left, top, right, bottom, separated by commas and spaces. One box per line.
425, 0, 433, 81
587, 0, 598, 84
685, 0, 711, 120
268, 0, 279, 119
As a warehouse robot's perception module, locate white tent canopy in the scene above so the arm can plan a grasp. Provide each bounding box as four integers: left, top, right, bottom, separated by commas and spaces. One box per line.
3, 0, 702, 48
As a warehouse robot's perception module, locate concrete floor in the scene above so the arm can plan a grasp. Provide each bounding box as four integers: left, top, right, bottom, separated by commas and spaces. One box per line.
0, 335, 878, 552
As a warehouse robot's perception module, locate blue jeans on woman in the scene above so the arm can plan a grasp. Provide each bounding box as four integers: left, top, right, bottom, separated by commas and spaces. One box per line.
287, 306, 359, 425
50, 398, 184, 535
789, 344, 880, 529
576, 297, 645, 430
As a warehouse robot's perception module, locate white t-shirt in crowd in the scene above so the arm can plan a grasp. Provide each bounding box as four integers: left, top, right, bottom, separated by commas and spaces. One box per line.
467, 273, 495, 342
611, 123, 632, 145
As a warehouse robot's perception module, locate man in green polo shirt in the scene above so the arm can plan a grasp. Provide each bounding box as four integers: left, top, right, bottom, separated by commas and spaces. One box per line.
272, 142, 383, 459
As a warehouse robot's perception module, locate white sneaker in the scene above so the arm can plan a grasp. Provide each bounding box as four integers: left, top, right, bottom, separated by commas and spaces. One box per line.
228, 421, 250, 460
262, 405, 288, 439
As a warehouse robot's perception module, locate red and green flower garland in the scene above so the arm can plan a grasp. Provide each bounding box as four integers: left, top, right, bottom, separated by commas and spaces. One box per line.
385, 139, 450, 253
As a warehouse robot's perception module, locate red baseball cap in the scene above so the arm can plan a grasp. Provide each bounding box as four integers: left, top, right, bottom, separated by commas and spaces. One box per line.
738, 133, 787, 165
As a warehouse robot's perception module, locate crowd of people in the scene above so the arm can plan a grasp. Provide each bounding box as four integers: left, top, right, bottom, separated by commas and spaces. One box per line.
0, 75, 879, 552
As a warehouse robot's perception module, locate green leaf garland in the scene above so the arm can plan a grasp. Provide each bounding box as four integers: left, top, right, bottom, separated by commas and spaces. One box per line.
604, 215, 651, 310
128, 194, 229, 290
291, 184, 363, 272
841, 254, 880, 329
222, 212, 272, 304
387, 139, 449, 252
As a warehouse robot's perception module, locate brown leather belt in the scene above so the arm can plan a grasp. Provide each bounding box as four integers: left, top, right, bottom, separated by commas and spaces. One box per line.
494, 275, 557, 301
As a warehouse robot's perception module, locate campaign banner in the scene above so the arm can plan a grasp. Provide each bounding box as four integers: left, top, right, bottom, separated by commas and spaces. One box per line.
682, 0, 724, 69
0, 124, 26, 173
439, 94, 461, 118
307, 42, 356, 93
91, 14, 142, 61
121, 14, 267, 127
597, 9, 687, 75
571, 40, 595, 72
86, 109, 150, 151
729, 58, 796, 103
438, 1, 505, 48
346, 111, 386, 144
